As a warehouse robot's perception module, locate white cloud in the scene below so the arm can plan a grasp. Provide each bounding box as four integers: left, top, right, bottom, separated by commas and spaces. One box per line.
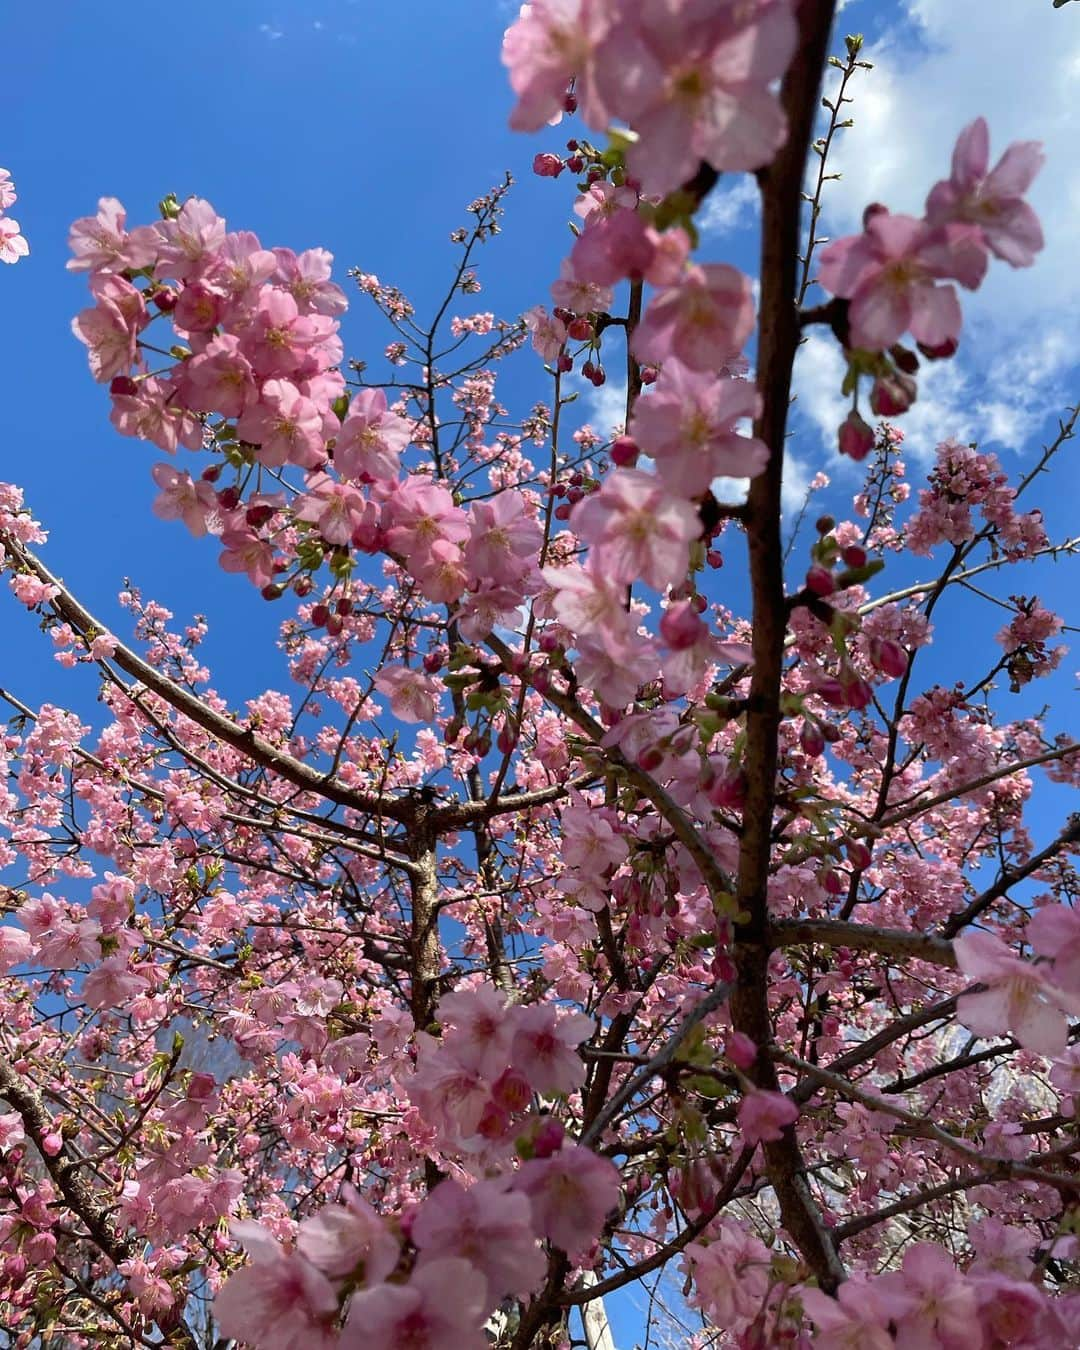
699, 176, 760, 237
582, 378, 630, 436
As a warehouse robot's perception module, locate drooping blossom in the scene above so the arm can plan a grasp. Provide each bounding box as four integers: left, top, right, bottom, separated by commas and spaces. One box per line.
501, 0, 612, 132
879, 1242, 982, 1350
333, 388, 411, 482
341, 1258, 489, 1350
296, 1186, 400, 1284
818, 210, 987, 351
151, 465, 220, 538
926, 117, 1045, 267
67, 197, 157, 273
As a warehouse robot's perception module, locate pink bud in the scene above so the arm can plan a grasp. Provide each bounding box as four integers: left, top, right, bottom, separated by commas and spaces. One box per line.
869, 637, 908, 678
838, 410, 874, 461
806, 565, 835, 597
567, 317, 593, 340
610, 434, 639, 467
870, 371, 917, 417
799, 719, 825, 758
532, 152, 565, 178
109, 375, 139, 397
533, 1116, 565, 1159
846, 840, 872, 870
41, 1133, 62, 1157
726, 1032, 757, 1070
660, 600, 704, 651
917, 335, 958, 361
841, 545, 868, 568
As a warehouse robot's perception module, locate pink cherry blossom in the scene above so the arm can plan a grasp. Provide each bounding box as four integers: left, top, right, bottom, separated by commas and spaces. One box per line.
333, 389, 412, 482
71, 275, 148, 382
218, 530, 276, 589
110, 377, 204, 453
737, 1088, 799, 1146
214, 1221, 338, 1350
373, 665, 442, 723
296, 1186, 400, 1283
572, 468, 700, 591
437, 985, 515, 1080
464, 493, 543, 583
0, 169, 16, 211
598, 0, 798, 195
67, 197, 157, 273
633, 264, 756, 372
630, 363, 766, 497
955, 928, 1080, 1057
510, 1003, 593, 1095
294, 474, 372, 546
1027, 903, 1080, 994
501, 0, 612, 132
0, 217, 29, 264
818, 211, 987, 351
0, 1112, 25, 1151
524, 304, 568, 362
82, 957, 150, 1010
150, 465, 220, 538
684, 1222, 774, 1333
236, 379, 327, 469
801, 1273, 913, 1350
341, 1257, 489, 1350
880, 1242, 981, 1350
178, 335, 258, 417
926, 118, 1045, 267
512, 1144, 620, 1260
413, 1178, 545, 1300
273, 246, 349, 317
153, 197, 228, 281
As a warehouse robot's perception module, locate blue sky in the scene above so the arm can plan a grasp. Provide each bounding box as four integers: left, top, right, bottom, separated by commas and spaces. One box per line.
2, 2, 1078, 1340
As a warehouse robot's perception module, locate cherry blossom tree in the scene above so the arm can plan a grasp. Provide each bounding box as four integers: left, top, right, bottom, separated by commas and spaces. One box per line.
1, 3, 1079, 1347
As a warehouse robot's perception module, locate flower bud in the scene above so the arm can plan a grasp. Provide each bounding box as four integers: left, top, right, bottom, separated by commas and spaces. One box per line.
870, 371, 917, 417
660, 600, 704, 651
532, 152, 564, 178
806, 565, 835, 597
869, 636, 909, 678
838, 409, 874, 461
610, 434, 639, 467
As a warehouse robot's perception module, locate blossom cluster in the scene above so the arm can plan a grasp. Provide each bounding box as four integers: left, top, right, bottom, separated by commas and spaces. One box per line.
0, 169, 28, 264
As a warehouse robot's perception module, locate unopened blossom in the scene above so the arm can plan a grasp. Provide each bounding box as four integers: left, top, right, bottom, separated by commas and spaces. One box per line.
926, 117, 1045, 267
633, 264, 756, 372
341, 1257, 489, 1350
572, 468, 700, 591
737, 1088, 798, 1146
955, 928, 1080, 1057
413, 1178, 546, 1300
214, 1221, 338, 1350
373, 665, 442, 723
630, 363, 767, 496
511, 1144, 620, 1260
818, 210, 987, 351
